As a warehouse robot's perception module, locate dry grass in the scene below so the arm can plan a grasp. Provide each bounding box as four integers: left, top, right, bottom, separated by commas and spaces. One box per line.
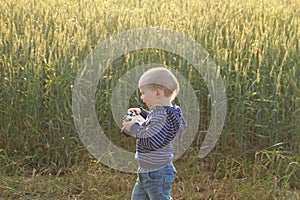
1, 155, 299, 200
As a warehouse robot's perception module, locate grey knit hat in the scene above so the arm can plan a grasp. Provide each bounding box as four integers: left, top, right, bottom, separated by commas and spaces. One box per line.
138, 67, 179, 96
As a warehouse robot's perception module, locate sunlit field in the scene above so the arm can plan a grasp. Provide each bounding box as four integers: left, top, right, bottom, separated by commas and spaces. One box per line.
1, 0, 299, 199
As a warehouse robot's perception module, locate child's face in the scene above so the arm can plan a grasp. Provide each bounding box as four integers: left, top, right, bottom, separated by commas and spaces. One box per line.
139, 86, 159, 109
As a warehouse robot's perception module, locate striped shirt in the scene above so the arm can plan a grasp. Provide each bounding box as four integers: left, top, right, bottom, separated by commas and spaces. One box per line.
130, 103, 187, 172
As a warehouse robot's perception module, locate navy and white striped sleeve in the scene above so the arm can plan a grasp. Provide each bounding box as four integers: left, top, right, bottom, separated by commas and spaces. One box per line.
140, 107, 149, 119
130, 110, 169, 150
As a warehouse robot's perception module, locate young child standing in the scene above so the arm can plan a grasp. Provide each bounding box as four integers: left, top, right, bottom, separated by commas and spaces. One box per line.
122, 67, 187, 200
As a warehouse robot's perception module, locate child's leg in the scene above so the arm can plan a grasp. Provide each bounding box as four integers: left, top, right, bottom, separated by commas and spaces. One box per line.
131, 176, 150, 200
144, 164, 176, 200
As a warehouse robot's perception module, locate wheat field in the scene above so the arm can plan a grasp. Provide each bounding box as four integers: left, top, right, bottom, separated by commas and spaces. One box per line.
0, 0, 299, 199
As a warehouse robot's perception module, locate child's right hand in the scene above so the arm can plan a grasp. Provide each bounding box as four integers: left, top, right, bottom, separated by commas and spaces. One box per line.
128, 107, 142, 115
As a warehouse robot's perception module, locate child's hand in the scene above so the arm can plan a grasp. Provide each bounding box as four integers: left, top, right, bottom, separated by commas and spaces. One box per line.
128, 108, 141, 115
121, 119, 136, 136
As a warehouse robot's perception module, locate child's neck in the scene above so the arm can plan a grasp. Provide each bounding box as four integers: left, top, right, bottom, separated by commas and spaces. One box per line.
155, 98, 172, 107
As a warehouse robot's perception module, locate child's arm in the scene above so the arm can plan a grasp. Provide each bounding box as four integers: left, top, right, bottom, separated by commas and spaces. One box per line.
122, 107, 149, 135
139, 107, 149, 119
130, 110, 176, 150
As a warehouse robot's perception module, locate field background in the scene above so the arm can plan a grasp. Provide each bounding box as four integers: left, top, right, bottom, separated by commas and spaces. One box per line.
0, 0, 299, 199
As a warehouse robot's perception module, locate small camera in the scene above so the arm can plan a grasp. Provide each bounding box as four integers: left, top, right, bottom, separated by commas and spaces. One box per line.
122, 111, 137, 122
121, 111, 145, 136
122, 111, 146, 124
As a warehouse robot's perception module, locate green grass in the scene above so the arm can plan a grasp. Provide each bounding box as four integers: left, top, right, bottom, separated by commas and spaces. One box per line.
0, 0, 299, 199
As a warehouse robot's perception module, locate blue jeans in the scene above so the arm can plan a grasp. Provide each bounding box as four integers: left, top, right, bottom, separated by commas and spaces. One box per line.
131, 163, 176, 200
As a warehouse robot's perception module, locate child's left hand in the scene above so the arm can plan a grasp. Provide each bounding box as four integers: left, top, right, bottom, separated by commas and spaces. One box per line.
122, 119, 137, 135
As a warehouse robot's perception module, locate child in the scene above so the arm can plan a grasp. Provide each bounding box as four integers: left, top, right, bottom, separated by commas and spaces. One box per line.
122, 67, 187, 200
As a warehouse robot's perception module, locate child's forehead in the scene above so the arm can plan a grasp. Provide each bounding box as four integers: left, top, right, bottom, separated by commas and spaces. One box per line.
139, 85, 154, 92
139, 85, 148, 92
